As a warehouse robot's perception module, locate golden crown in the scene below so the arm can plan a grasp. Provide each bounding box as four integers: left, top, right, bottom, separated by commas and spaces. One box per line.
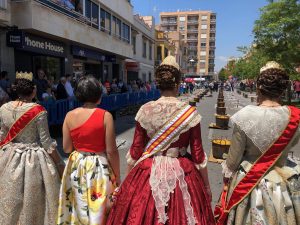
260, 61, 283, 73
16, 72, 33, 81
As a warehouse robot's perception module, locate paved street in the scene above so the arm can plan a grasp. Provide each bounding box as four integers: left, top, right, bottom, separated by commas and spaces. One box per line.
55, 90, 300, 207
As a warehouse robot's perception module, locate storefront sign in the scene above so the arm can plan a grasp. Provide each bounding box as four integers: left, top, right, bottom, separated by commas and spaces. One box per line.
126, 62, 140, 72
72, 45, 116, 63
7, 31, 66, 57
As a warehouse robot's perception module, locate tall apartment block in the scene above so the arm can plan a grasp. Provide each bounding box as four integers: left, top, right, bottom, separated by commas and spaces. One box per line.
160, 11, 216, 77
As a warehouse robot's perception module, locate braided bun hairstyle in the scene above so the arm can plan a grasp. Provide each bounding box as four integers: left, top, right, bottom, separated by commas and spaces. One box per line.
155, 65, 181, 91
15, 78, 35, 97
257, 68, 289, 99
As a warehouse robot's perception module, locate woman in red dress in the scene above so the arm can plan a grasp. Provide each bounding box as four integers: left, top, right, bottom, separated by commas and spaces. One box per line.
106, 56, 215, 225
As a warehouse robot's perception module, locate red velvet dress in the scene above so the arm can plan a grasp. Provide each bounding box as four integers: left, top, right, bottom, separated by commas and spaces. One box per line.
106, 122, 215, 225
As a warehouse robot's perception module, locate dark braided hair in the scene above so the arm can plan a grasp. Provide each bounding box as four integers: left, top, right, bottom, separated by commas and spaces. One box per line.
256, 68, 289, 99
15, 78, 35, 97
155, 65, 181, 91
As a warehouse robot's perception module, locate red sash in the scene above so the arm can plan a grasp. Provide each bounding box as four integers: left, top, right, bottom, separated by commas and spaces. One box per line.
0, 105, 46, 148
215, 106, 300, 225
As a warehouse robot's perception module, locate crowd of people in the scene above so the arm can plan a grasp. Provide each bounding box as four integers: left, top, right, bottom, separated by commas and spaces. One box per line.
0, 57, 299, 225
0, 69, 157, 107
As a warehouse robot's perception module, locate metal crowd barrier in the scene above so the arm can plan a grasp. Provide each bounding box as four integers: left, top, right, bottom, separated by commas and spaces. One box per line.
41, 89, 161, 125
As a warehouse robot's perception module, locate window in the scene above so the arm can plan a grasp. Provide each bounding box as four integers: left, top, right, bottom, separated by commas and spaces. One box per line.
116, 18, 121, 38
75, 0, 83, 14
179, 26, 185, 31
200, 51, 206, 56
143, 41, 147, 58
132, 36, 136, 54
112, 16, 116, 35
200, 34, 207, 38
149, 44, 152, 60
91, 2, 99, 28
200, 59, 206, 63
100, 9, 111, 33
201, 15, 208, 20
210, 42, 215, 47
201, 24, 207, 30
122, 23, 130, 43
179, 16, 186, 22
200, 69, 206, 73
201, 43, 206, 47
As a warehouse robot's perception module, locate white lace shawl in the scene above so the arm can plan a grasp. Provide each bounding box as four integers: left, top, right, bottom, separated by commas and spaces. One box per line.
135, 96, 201, 139
230, 105, 290, 153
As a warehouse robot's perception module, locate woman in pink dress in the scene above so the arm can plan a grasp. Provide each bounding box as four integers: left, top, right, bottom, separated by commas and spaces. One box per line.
106, 56, 215, 225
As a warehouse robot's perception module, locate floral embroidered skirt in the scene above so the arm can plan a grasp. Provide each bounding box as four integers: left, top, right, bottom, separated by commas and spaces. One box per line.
226, 158, 300, 225
0, 143, 60, 225
57, 151, 116, 225
106, 157, 215, 225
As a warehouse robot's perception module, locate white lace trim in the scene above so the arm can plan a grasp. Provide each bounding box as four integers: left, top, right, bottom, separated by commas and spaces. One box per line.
126, 151, 137, 166
150, 156, 197, 225
231, 105, 290, 152
221, 161, 234, 178
195, 153, 208, 169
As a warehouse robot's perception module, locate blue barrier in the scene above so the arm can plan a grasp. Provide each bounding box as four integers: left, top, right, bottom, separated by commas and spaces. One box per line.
41, 89, 161, 125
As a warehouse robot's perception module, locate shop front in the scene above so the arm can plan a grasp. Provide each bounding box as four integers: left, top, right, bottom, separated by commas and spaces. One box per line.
71, 45, 119, 81
7, 30, 66, 80
125, 60, 140, 82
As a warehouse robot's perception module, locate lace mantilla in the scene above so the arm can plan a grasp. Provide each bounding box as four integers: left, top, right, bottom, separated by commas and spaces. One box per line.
150, 156, 197, 225
136, 97, 201, 144
231, 105, 290, 152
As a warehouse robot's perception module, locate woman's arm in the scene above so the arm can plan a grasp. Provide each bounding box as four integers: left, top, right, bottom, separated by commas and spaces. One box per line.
62, 113, 73, 154
190, 123, 211, 201
104, 112, 121, 186
126, 122, 147, 174
37, 111, 65, 177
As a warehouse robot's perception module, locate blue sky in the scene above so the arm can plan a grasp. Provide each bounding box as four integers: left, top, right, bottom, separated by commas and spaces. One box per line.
131, 0, 268, 71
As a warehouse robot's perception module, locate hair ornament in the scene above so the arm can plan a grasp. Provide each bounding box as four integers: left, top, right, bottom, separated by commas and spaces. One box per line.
16, 72, 33, 81
260, 61, 283, 74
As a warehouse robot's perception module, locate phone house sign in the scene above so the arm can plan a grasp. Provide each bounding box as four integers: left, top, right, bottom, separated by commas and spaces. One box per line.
7, 31, 66, 57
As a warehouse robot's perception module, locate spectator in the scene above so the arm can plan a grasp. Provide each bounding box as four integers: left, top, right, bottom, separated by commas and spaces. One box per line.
65, 74, 74, 98
294, 80, 300, 99
145, 82, 151, 92
104, 80, 111, 94
42, 85, 56, 103
99, 80, 108, 96
0, 71, 11, 94
111, 80, 118, 93
56, 77, 68, 100
132, 80, 139, 92
127, 82, 132, 93
35, 69, 48, 101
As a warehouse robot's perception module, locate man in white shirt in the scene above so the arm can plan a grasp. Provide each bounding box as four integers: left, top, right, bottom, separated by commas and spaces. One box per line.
65, 74, 74, 98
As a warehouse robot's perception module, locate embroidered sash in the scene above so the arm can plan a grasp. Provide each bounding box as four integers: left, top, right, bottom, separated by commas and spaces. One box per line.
215, 106, 300, 225
0, 105, 46, 148
135, 105, 198, 166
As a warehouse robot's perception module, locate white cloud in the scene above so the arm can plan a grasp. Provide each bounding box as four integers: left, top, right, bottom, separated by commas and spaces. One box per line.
217, 56, 229, 62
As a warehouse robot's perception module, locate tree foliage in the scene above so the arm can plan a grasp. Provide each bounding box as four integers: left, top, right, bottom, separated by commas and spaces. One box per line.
253, 0, 300, 77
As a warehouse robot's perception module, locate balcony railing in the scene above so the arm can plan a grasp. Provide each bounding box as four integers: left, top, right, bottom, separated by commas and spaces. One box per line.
187, 20, 198, 24
209, 54, 215, 58
187, 38, 198, 42
210, 19, 216, 23
210, 28, 216, 32
187, 29, 198, 33
161, 20, 177, 25
210, 37, 216, 41
188, 46, 198, 50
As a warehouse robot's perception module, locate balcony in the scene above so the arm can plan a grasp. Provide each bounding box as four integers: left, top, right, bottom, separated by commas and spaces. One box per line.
187, 20, 198, 24
210, 28, 216, 33
187, 37, 198, 42
210, 37, 216, 41
11, 0, 133, 58
188, 46, 198, 50
161, 20, 177, 25
209, 54, 215, 58
187, 29, 198, 33
210, 19, 216, 24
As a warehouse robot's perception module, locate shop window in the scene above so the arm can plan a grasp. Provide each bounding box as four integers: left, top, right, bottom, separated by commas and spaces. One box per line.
122, 23, 130, 43
100, 8, 111, 33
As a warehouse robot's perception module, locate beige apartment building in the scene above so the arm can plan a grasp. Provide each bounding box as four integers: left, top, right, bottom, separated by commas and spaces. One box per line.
4, 0, 134, 82
160, 10, 216, 79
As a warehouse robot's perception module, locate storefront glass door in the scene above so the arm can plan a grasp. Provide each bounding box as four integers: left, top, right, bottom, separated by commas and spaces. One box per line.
33, 56, 62, 80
